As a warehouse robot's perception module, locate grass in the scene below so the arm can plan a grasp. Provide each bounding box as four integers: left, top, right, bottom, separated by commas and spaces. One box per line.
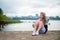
0, 20, 23, 24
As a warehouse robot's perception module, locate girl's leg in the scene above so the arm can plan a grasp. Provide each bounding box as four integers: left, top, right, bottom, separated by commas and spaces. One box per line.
34, 23, 38, 31
37, 23, 44, 32
32, 23, 38, 35
36, 22, 44, 35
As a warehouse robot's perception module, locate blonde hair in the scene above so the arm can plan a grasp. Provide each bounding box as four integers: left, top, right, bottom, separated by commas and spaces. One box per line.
40, 12, 46, 24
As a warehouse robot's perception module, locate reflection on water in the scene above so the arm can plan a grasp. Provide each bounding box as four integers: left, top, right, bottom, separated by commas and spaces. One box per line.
3, 20, 60, 31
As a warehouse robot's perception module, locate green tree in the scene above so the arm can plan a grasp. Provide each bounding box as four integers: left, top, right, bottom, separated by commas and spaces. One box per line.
0, 8, 3, 15
0, 8, 8, 21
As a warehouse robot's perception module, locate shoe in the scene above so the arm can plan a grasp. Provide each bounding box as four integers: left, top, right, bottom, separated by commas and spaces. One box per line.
32, 31, 36, 36
36, 31, 39, 35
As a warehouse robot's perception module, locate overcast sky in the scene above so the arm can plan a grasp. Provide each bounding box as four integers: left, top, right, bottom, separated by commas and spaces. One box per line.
0, 0, 60, 17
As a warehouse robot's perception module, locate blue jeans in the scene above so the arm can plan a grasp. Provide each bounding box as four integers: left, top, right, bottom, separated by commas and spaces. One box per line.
39, 25, 48, 34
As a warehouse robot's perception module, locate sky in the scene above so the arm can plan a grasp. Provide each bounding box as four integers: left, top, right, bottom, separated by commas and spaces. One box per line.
0, 0, 60, 17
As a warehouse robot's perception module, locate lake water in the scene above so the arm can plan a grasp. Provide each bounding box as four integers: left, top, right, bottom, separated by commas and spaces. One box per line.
3, 20, 60, 31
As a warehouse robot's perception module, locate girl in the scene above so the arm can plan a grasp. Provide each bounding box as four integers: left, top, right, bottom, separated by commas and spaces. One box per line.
32, 12, 47, 36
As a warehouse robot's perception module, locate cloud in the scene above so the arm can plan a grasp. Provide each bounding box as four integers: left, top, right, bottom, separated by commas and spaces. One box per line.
0, 0, 60, 17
